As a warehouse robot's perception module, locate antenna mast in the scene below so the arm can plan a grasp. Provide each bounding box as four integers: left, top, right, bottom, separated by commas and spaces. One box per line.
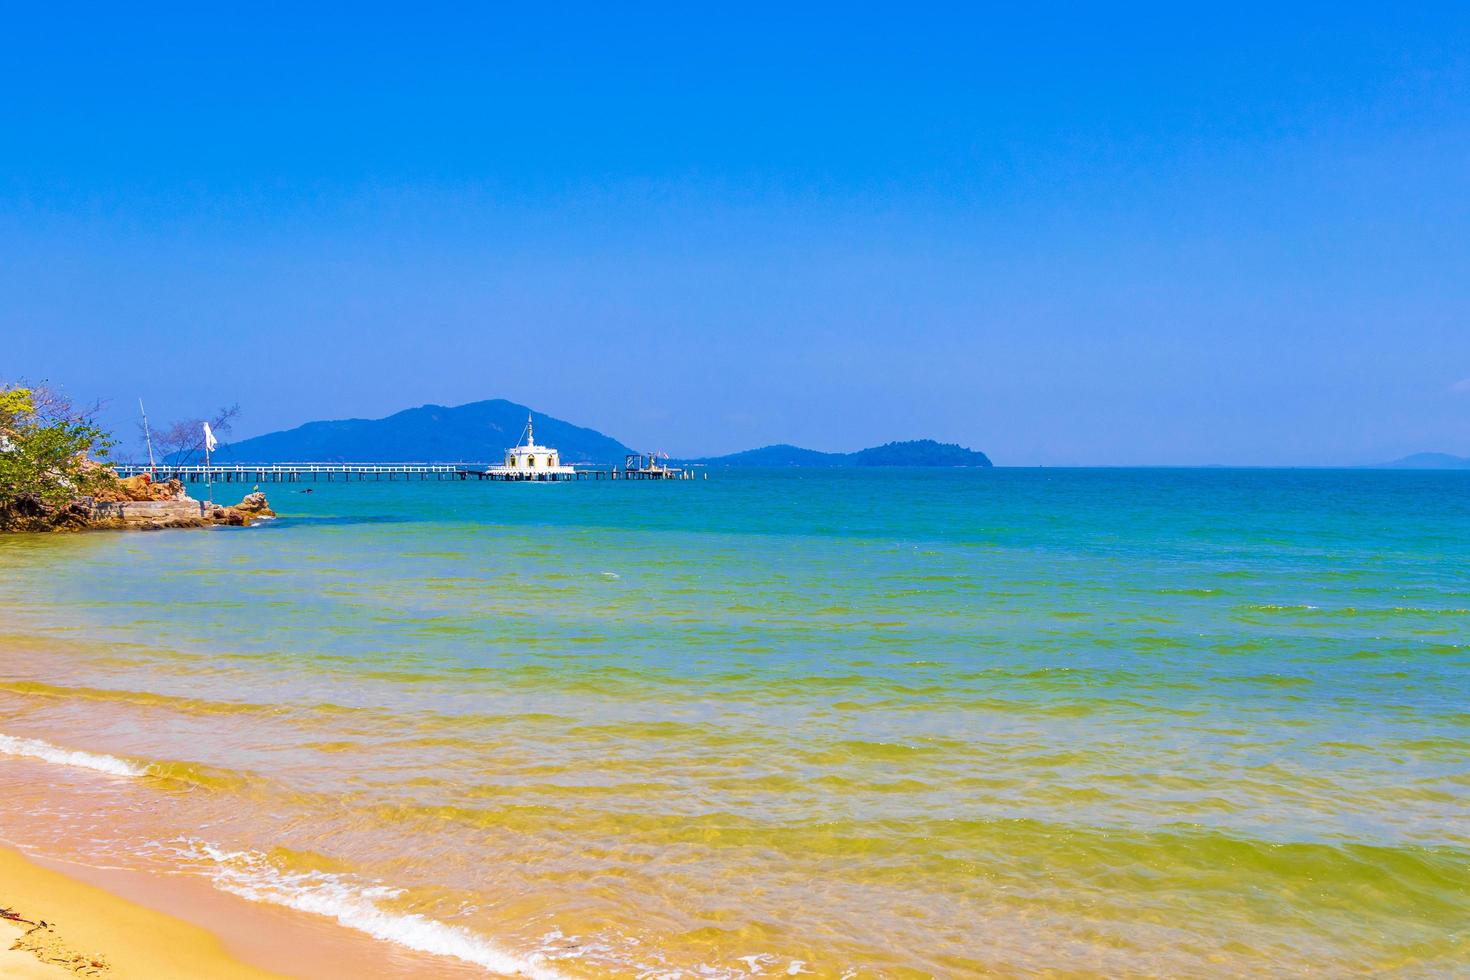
139, 398, 157, 475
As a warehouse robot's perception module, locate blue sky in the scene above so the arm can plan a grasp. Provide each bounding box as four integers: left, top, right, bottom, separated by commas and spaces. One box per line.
2, 4, 1467, 464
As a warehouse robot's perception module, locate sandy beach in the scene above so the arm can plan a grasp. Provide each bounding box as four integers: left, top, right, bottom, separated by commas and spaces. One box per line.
0, 838, 483, 979
0, 844, 276, 979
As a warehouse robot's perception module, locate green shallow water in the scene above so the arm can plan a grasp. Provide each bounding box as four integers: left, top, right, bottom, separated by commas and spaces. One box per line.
0, 468, 1467, 976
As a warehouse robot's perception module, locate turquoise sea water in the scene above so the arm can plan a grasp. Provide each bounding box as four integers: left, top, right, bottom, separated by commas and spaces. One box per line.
0, 468, 1467, 976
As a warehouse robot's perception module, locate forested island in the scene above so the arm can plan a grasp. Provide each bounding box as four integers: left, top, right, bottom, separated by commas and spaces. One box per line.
686, 439, 993, 468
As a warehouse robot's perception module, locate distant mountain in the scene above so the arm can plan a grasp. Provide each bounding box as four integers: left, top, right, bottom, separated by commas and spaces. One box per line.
209, 401, 992, 468
690, 439, 992, 468
1373, 452, 1470, 470
216, 400, 633, 464
688, 444, 851, 467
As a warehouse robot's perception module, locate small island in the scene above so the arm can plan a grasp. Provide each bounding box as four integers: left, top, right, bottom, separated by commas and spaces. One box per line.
688, 438, 993, 468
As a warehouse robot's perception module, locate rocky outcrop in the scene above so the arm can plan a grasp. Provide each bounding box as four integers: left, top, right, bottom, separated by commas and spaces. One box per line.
98, 492, 274, 530
2, 458, 277, 533
206, 504, 249, 526
90, 498, 210, 529
0, 494, 95, 532
234, 491, 274, 516
89, 471, 190, 503
3, 481, 274, 533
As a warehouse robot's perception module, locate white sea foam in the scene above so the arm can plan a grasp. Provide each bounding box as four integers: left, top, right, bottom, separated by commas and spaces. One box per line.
177, 840, 568, 979
0, 733, 144, 777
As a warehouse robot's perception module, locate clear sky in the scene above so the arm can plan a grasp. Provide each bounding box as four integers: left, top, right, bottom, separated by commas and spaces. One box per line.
2, 4, 1467, 465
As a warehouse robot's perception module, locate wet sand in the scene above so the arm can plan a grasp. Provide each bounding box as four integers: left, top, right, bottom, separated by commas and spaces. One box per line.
0, 844, 276, 978
0, 842, 483, 978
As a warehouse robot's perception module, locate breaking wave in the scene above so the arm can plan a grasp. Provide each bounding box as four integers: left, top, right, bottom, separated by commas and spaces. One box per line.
0, 732, 145, 777
171, 840, 568, 979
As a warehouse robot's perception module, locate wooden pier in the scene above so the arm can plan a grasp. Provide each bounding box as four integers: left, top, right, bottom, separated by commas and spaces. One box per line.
111, 463, 700, 484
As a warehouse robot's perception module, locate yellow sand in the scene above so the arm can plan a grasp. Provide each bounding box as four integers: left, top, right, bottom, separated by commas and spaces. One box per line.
0, 845, 283, 979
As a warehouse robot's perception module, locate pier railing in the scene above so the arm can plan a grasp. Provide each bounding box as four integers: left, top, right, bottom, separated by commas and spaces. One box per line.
110, 463, 699, 483
113, 463, 473, 483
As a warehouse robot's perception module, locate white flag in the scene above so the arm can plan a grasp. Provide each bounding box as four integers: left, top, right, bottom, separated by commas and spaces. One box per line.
203, 422, 218, 453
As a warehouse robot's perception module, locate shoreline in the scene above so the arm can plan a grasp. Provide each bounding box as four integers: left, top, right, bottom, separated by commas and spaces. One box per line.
0, 839, 485, 979
0, 843, 278, 979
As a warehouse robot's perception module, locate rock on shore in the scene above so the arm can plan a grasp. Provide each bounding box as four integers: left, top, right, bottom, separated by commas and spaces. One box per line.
2, 470, 274, 532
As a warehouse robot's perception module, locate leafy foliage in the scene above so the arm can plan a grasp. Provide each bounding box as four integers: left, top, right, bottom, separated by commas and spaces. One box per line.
0, 382, 117, 514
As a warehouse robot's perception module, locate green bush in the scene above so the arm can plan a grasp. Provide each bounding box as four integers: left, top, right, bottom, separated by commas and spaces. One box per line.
0, 383, 117, 514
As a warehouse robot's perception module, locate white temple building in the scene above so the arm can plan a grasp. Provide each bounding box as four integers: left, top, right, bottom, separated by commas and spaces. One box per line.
485, 414, 576, 480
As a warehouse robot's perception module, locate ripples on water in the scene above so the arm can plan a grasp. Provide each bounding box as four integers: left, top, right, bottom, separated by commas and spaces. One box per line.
0, 469, 1467, 976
